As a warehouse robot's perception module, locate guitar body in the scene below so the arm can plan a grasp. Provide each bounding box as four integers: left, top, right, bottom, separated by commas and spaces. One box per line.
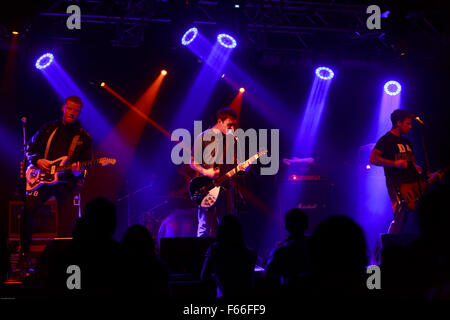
188, 176, 221, 208
188, 150, 268, 208
398, 168, 448, 211
398, 179, 427, 211
25, 156, 117, 192
26, 156, 68, 191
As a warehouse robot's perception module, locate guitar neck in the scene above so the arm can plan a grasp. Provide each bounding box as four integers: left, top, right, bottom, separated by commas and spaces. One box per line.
57, 159, 102, 172
215, 152, 262, 185
215, 167, 239, 185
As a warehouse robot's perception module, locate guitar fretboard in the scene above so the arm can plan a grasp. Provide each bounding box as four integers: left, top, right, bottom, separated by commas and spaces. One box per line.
56, 158, 109, 172
215, 152, 264, 185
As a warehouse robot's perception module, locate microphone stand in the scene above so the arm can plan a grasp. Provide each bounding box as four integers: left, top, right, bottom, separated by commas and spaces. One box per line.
20, 117, 27, 253
418, 121, 430, 178
116, 179, 155, 227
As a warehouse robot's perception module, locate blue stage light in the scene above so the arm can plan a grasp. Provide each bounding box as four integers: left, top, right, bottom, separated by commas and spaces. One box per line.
181, 27, 198, 46
384, 81, 401, 96
315, 67, 334, 80
35, 53, 54, 70
217, 34, 237, 49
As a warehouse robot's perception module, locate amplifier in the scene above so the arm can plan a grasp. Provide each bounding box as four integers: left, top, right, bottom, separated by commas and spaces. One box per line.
279, 179, 332, 235
8, 198, 58, 238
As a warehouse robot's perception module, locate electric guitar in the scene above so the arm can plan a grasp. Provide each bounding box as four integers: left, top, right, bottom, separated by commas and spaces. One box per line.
398, 166, 449, 211
189, 150, 268, 208
26, 156, 117, 191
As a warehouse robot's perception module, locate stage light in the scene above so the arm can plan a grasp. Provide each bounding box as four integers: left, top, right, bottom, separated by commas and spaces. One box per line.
221, 74, 225, 78
161, 70, 167, 76
12, 31, 19, 35
217, 34, 237, 49
315, 67, 334, 80
181, 27, 198, 46
239, 87, 245, 93
35, 53, 54, 70
100, 82, 105, 87
384, 81, 401, 96
366, 164, 371, 170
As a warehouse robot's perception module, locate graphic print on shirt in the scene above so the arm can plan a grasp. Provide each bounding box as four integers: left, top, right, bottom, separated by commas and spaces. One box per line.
395, 143, 413, 162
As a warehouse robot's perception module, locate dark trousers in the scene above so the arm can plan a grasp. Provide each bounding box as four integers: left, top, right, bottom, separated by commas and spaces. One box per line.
20, 183, 79, 253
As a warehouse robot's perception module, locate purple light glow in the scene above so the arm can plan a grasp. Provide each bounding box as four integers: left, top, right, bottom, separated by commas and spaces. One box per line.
315, 67, 334, 80
181, 27, 198, 46
36, 59, 111, 142
35, 53, 54, 69
217, 34, 237, 49
384, 81, 401, 96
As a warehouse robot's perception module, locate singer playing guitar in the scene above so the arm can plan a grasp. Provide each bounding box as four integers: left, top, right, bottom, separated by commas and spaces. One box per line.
369, 109, 444, 234
190, 108, 242, 237
20, 96, 92, 262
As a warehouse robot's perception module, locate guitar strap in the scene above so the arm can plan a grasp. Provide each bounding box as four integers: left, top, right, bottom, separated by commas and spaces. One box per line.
68, 134, 81, 160
44, 128, 58, 159
43, 127, 81, 160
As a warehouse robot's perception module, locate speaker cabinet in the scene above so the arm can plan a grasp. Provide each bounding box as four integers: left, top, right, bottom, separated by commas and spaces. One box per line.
9, 198, 58, 238
372, 233, 420, 265
280, 179, 331, 235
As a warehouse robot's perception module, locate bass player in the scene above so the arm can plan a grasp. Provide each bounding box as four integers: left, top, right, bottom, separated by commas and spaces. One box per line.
369, 109, 444, 234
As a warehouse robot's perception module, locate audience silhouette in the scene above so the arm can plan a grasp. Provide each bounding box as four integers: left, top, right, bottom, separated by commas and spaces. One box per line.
201, 215, 257, 298
121, 224, 170, 297
37, 197, 127, 297
264, 208, 309, 289
305, 215, 368, 299
417, 186, 450, 299
8, 184, 450, 301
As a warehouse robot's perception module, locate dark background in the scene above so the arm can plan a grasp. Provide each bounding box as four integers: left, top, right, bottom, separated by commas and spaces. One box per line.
1, 0, 450, 262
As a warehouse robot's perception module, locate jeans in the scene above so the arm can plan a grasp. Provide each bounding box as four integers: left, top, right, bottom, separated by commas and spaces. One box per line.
197, 185, 235, 237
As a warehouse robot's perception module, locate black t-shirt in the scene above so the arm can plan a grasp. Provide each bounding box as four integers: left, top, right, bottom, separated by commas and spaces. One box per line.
374, 131, 419, 186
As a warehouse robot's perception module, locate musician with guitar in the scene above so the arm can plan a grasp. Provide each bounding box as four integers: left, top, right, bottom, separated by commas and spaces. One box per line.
369, 109, 445, 234
190, 108, 241, 238
21, 96, 93, 258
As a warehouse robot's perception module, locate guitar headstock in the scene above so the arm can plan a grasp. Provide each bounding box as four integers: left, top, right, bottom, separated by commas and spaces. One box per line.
237, 150, 269, 171
99, 157, 117, 167
257, 149, 268, 158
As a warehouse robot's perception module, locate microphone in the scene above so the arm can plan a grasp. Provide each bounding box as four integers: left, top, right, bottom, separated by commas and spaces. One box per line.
415, 116, 424, 125
21, 117, 27, 124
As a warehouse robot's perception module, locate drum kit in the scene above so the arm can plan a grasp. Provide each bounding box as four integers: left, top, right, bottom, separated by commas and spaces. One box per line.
118, 167, 199, 245
139, 196, 198, 245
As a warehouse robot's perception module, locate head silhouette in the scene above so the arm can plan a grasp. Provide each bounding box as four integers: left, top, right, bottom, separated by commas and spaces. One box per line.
309, 215, 367, 273
122, 224, 156, 257
216, 215, 245, 247
77, 198, 117, 241
285, 208, 308, 237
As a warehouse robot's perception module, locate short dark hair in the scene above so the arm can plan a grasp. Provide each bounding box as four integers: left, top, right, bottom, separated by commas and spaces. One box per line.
285, 208, 308, 235
216, 107, 237, 122
391, 109, 414, 127
65, 96, 83, 106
